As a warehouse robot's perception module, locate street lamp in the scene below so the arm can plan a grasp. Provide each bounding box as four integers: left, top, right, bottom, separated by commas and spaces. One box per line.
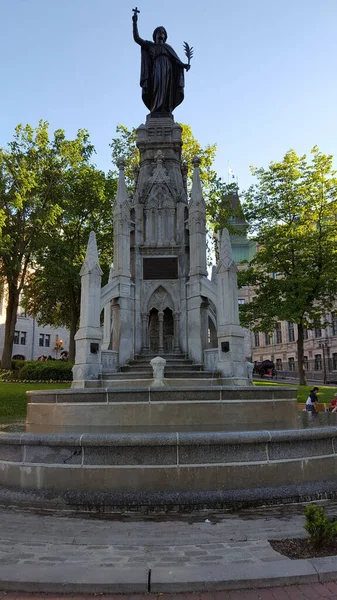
54, 338, 63, 360
318, 340, 330, 385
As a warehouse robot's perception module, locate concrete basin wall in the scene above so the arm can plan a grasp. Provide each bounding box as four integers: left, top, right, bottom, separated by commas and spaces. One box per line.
26, 386, 298, 429
0, 428, 337, 507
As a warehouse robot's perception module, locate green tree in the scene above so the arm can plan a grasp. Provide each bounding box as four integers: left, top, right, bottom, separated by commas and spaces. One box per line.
22, 165, 115, 362
239, 147, 337, 385
0, 121, 94, 369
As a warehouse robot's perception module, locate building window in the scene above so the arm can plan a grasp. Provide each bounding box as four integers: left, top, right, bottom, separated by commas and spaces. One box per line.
254, 333, 260, 347
264, 333, 271, 345
314, 354, 322, 370
288, 357, 295, 371
39, 333, 51, 348
288, 322, 295, 342
332, 313, 337, 336
333, 353, 337, 370
314, 327, 322, 339
14, 331, 26, 345
303, 328, 309, 340
238, 299, 245, 305
303, 356, 308, 370
276, 358, 282, 371
275, 324, 282, 344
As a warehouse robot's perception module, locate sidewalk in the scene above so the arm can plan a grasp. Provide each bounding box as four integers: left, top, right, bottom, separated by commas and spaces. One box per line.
1, 501, 337, 594
2, 586, 337, 599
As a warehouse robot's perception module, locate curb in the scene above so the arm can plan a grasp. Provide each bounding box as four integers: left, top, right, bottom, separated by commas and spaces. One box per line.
0, 558, 337, 594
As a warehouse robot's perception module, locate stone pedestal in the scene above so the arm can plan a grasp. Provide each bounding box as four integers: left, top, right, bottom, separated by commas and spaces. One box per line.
150, 356, 166, 387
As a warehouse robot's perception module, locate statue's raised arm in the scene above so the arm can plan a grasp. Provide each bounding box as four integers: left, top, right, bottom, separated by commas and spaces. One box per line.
131, 7, 192, 116
132, 6, 145, 46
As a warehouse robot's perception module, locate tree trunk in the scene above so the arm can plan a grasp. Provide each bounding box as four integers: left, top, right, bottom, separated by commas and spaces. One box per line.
1, 285, 20, 369
297, 320, 307, 385
68, 309, 79, 363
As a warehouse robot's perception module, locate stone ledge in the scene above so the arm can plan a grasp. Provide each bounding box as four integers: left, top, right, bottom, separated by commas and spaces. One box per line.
0, 564, 148, 594
150, 559, 318, 592
2, 427, 335, 448
2, 556, 337, 594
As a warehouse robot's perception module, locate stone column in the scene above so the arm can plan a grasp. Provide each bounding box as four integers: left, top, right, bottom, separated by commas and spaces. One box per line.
111, 302, 120, 351
157, 210, 163, 246
101, 300, 111, 351
188, 156, 207, 277
216, 228, 247, 382
173, 312, 180, 353
168, 208, 176, 245
72, 231, 103, 386
144, 209, 151, 245
142, 312, 149, 351
158, 311, 164, 353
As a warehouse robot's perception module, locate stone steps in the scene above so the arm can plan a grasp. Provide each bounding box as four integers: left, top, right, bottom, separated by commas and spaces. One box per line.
120, 364, 203, 372
128, 358, 194, 366
134, 353, 187, 361
103, 370, 217, 380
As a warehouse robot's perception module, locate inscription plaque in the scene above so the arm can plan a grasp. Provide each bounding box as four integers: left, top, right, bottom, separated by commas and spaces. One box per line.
143, 257, 178, 280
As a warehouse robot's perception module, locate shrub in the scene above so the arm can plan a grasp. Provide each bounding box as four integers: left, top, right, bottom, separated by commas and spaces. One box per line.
11, 359, 26, 371
304, 504, 337, 549
2, 360, 73, 382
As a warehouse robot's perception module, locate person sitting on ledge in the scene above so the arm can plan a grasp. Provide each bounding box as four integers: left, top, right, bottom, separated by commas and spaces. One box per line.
329, 392, 337, 412
306, 387, 319, 413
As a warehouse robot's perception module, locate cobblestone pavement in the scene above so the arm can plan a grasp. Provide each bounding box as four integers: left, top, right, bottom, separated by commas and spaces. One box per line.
0, 503, 327, 570
1, 502, 337, 595
1, 585, 337, 598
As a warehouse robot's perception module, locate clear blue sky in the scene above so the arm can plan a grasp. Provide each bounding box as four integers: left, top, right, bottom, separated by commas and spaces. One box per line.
1, 0, 336, 190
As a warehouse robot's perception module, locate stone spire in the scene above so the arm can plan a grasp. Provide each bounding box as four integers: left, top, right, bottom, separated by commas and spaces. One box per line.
80, 231, 103, 277
190, 156, 205, 208
218, 228, 236, 271
188, 156, 207, 276
115, 158, 128, 207
113, 157, 131, 276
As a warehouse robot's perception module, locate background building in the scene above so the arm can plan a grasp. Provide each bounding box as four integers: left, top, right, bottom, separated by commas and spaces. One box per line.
0, 286, 69, 361
228, 192, 337, 382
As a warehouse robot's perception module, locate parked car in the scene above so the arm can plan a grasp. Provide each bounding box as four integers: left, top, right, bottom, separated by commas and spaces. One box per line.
253, 360, 276, 379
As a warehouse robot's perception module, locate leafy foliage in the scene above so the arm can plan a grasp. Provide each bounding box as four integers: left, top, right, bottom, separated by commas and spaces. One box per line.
22, 163, 115, 360
304, 504, 337, 549
0, 121, 97, 368
239, 147, 337, 384
4, 360, 73, 382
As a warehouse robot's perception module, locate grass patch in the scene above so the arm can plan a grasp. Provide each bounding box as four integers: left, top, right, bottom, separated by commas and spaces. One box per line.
254, 381, 337, 405
0, 382, 71, 419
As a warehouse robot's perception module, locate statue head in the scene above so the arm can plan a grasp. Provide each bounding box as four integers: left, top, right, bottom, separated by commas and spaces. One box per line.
153, 26, 167, 44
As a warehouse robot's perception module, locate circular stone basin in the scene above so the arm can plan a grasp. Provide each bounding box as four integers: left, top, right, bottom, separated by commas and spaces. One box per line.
0, 385, 335, 511
0, 413, 337, 511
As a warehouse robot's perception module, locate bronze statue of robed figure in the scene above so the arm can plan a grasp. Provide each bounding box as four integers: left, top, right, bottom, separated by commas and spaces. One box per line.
132, 7, 193, 115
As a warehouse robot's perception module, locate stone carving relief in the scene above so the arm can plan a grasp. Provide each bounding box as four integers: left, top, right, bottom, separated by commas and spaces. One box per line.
148, 285, 173, 312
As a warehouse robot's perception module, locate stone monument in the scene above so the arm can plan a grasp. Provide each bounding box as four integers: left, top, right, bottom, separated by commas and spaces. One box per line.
1, 9, 309, 512
71, 7, 250, 386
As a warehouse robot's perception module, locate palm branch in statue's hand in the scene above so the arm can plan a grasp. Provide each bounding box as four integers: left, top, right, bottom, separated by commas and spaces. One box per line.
183, 41, 193, 71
